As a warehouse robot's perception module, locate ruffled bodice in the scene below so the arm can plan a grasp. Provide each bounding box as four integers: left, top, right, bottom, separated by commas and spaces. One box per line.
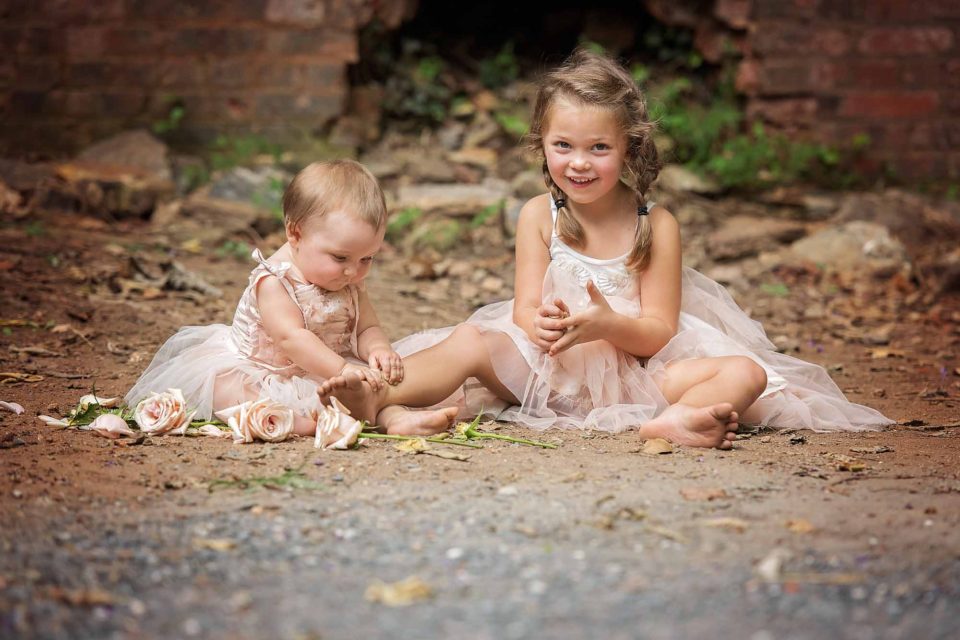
229, 249, 359, 372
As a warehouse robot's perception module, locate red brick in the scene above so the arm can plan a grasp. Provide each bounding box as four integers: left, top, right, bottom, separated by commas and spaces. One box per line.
945, 92, 960, 116
864, 0, 928, 22
103, 28, 171, 55
169, 29, 265, 56
753, 0, 821, 19
263, 29, 357, 61
930, 1, 960, 18
63, 62, 157, 87
858, 28, 954, 55
847, 60, 901, 88
40, 0, 125, 22
255, 91, 343, 122
815, 29, 852, 56
758, 60, 815, 95
66, 27, 106, 62
747, 97, 819, 126
714, 0, 751, 28
949, 61, 960, 87
60, 90, 147, 117
818, 0, 869, 21
811, 61, 846, 89
126, 0, 266, 24
12, 28, 67, 56
885, 152, 950, 179
265, 0, 326, 26
839, 91, 939, 118
735, 59, 761, 95
155, 60, 207, 88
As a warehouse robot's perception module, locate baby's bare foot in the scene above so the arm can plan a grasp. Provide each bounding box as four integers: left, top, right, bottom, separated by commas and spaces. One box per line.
378, 405, 460, 436
640, 403, 738, 449
318, 372, 383, 426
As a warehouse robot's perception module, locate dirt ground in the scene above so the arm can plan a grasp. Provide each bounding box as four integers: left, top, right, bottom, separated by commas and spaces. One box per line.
1, 205, 959, 639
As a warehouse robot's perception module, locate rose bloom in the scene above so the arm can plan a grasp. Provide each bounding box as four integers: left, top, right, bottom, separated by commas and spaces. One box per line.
134, 389, 194, 435
315, 397, 362, 450
216, 398, 294, 444
89, 413, 137, 439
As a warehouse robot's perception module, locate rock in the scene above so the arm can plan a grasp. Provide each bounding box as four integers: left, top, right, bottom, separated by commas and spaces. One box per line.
0, 158, 54, 192
393, 179, 510, 217
656, 164, 722, 195
53, 161, 176, 218
833, 190, 960, 246
504, 198, 524, 237
802, 192, 841, 219
77, 130, 172, 182
436, 121, 466, 151
707, 216, 807, 261
510, 170, 545, 200
480, 275, 505, 292
448, 147, 498, 171
400, 153, 457, 183
788, 221, 911, 278
704, 264, 747, 289
207, 166, 289, 204
461, 113, 501, 149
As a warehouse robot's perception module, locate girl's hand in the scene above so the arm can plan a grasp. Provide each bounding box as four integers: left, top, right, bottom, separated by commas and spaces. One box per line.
533, 298, 571, 351
368, 348, 404, 385
549, 281, 614, 356
339, 362, 386, 391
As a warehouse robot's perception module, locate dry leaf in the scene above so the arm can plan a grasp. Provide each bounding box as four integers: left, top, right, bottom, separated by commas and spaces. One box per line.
869, 348, 905, 359
364, 576, 433, 606
680, 487, 730, 501
641, 438, 674, 454
193, 538, 237, 552
645, 525, 687, 543
46, 586, 117, 607
423, 449, 470, 462
786, 518, 816, 534
1, 372, 44, 383
395, 438, 429, 454
702, 517, 749, 533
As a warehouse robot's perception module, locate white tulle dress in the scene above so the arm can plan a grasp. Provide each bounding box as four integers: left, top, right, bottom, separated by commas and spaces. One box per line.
393, 199, 893, 433
125, 249, 363, 420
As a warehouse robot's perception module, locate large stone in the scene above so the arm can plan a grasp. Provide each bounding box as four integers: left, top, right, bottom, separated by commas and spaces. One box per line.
707, 215, 807, 261
392, 178, 510, 217
76, 130, 172, 182
0, 158, 55, 192
787, 221, 910, 278
656, 164, 722, 195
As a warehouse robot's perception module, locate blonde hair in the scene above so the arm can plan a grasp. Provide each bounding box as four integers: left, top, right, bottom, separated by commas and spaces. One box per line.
282, 159, 387, 232
526, 48, 662, 273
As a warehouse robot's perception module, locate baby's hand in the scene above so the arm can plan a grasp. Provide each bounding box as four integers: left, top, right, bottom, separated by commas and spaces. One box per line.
339, 362, 386, 391
533, 298, 571, 351
368, 348, 404, 385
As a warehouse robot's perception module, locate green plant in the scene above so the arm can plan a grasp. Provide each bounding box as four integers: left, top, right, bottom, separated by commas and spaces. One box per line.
209, 135, 284, 171
251, 176, 286, 222
493, 110, 529, 139
152, 102, 185, 135
216, 240, 252, 261
479, 42, 519, 89
386, 207, 423, 240
471, 201, 503, 229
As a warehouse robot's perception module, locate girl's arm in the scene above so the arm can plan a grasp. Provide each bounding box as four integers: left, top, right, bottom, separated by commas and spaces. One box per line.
355, 288, 403, 384
258, 275, 348, 378
551, 206, 682, 358
512, 195, 567, 350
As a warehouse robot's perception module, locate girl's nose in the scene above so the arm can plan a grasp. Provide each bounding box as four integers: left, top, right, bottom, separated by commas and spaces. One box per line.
570, 155, 591, 170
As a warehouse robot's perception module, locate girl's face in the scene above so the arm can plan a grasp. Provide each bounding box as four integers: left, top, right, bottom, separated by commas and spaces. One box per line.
543, 100, 628, 206
287, 209, 384, 291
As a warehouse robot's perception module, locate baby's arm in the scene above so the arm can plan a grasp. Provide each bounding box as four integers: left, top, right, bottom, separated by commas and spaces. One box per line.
355, 289, 403, 384
552, 206, 681, 358
512, 196, 568, 350
257, 276, 384, 388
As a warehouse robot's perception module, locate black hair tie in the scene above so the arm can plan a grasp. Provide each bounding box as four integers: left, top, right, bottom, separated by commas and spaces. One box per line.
637, 204, 649, 216
555, 197, 566, 209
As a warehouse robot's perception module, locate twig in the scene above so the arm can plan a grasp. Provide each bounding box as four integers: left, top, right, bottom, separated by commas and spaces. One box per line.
358, 432, 483, 448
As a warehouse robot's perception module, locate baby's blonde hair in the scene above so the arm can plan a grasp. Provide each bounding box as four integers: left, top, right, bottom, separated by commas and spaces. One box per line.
282, 159, 387, 232
527, 47, 662, 273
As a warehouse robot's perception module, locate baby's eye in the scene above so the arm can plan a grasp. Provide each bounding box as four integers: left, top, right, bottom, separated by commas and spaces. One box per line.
332, 255, 347, 262
361, 256, 374, 264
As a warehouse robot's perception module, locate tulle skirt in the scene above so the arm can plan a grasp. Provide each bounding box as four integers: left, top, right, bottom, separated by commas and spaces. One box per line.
393, 263, 893, 433
125, 325, 335, 420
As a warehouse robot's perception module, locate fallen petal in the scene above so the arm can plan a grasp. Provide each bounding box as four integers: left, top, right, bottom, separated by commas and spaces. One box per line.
89, 413, 136, 439
78, 394, 121, 411
0, 401, 24, 415
198, 424, 232, 438
38, 414, 70, 427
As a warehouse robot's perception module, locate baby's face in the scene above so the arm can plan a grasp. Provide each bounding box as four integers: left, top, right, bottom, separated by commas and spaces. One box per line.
288, 209, 384, 291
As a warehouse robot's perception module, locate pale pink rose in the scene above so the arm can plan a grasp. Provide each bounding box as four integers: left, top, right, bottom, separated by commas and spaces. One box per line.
134, 389, 195, 435
314, 397, 363, 450
89, 413, 137, 439
215, 398, 294, 444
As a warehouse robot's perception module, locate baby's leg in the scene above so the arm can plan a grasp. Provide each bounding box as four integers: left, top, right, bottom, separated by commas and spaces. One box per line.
642, 356, 768, 449
319, 325, 520, 433
214, 372, 316, 436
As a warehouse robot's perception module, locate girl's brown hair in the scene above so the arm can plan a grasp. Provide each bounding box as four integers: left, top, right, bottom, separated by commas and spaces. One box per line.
282, 159, 387, 233
526, 47, 662, 273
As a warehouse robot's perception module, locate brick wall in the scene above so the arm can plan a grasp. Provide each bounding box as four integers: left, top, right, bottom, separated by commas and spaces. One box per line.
732, 0, 960, 180
0, 0, 414, 155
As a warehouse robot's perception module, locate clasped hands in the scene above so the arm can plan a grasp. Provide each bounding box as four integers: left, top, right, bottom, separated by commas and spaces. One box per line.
339, 347, 404, 391
533, 280, 614, 357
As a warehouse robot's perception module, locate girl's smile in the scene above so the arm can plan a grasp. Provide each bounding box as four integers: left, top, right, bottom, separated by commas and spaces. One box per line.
543, 100, 627, 205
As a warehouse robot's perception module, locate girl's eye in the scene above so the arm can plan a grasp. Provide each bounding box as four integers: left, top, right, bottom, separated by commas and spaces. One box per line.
593, 143, 610, 151
554, 141, 570, 149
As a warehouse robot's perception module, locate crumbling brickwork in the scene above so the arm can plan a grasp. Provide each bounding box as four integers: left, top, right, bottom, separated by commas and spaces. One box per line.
0, 0, 415, 154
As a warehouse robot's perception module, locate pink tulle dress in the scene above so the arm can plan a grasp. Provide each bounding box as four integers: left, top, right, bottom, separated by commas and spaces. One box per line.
125, 249, 363, 420
393, 199, 893, 433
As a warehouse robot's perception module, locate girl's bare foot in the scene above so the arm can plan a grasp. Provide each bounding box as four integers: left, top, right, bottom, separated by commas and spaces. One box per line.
318, 372, 384, 426
640, 403, 739, 449
377, 405, 460, 436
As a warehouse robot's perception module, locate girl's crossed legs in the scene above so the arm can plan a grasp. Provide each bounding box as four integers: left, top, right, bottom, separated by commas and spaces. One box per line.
320, 325, 768, 449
